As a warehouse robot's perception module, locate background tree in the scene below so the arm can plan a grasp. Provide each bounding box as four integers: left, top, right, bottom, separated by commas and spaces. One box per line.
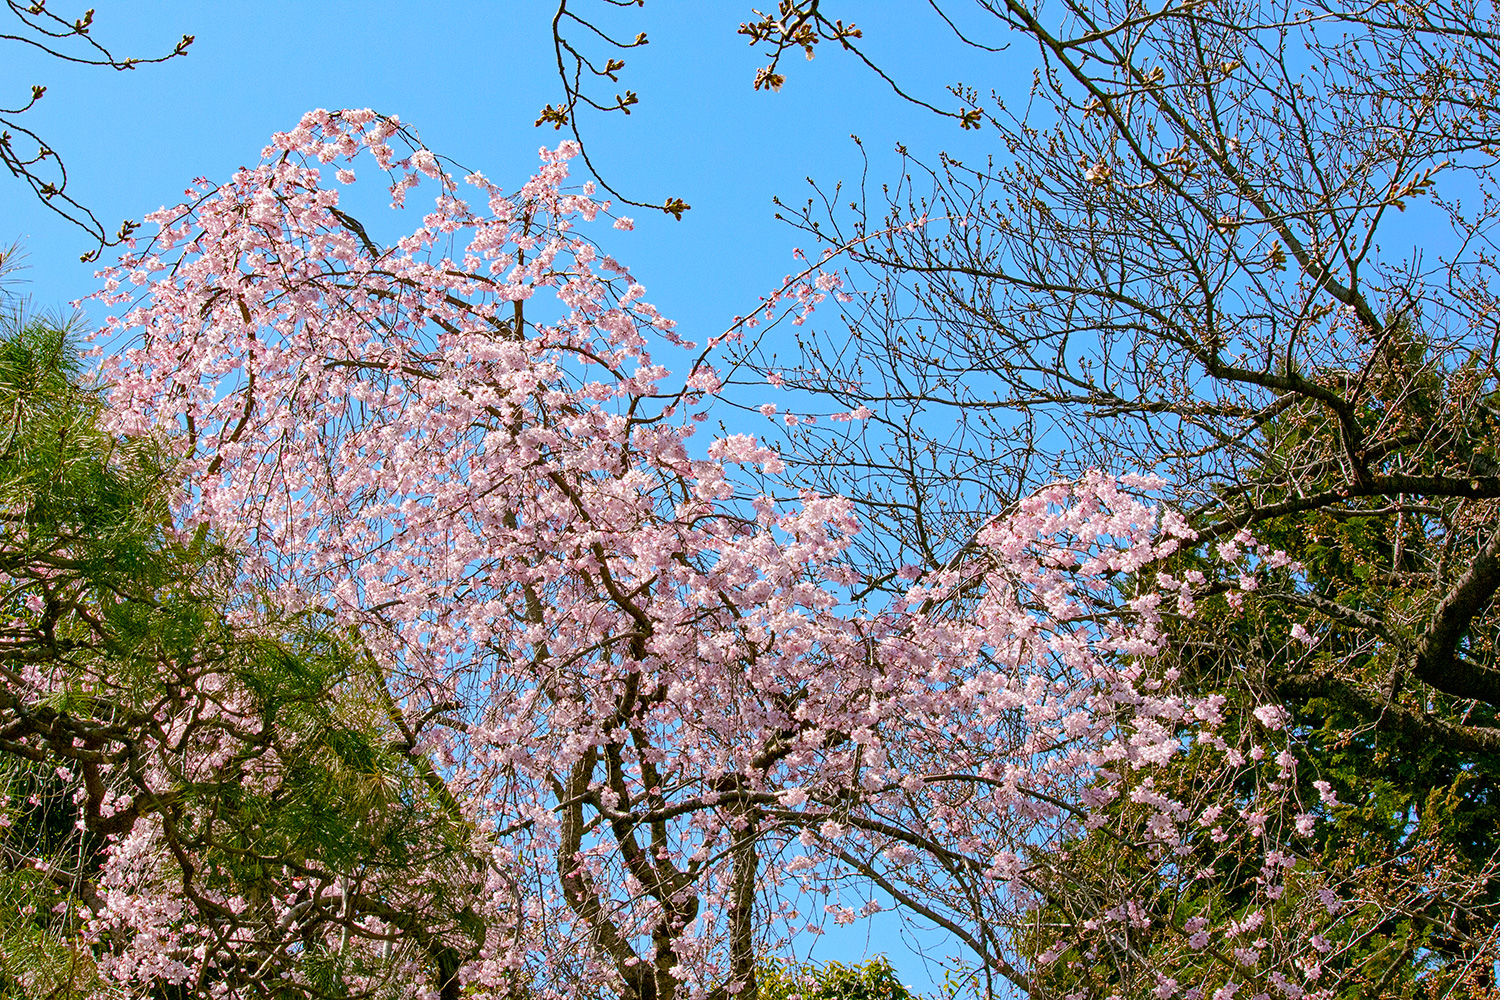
0, 300, 489, 998
758, 957, 917, 1000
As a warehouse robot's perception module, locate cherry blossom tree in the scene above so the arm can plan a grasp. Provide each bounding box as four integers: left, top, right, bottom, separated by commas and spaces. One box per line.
0, 109, 1404, 1000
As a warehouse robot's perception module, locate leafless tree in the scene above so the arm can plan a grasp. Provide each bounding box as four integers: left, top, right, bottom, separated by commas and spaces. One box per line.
724, 0, 1500, 710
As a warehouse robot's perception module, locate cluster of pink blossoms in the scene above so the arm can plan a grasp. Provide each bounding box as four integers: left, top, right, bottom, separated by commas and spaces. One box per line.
68, 110, 1352, 1000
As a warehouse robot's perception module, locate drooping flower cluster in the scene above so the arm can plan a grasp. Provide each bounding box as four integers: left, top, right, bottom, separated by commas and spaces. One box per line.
61, 110, 1365, 1000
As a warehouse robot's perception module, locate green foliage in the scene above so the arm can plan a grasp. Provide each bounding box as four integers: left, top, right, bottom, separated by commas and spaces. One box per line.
758, 957, 918, 1000
0, 314, 157, 999
0, 312, 481, 998
1014, 320, 1500, 997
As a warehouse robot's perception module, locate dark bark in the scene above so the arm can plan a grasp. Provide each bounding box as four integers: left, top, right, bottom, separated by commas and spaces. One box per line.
1411, 523, 1500, 706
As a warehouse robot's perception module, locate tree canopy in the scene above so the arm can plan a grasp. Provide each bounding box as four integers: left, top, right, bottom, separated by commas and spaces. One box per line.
6, 1, 1500, 998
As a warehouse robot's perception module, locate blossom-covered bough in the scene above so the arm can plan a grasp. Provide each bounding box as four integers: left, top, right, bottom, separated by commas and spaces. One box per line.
1, 109, 1378, 1000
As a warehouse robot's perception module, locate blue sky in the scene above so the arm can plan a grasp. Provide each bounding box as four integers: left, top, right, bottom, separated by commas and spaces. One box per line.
0, 3, 1032, 986
1, 3, 1014, 348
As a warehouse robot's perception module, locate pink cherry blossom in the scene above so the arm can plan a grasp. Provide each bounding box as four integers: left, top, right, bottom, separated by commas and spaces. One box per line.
59, 109, 1362, 1000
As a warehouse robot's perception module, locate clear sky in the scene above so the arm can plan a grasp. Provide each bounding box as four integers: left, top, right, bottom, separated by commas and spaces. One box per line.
1, 4, 1013, 348
0, 3, 1030, 985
